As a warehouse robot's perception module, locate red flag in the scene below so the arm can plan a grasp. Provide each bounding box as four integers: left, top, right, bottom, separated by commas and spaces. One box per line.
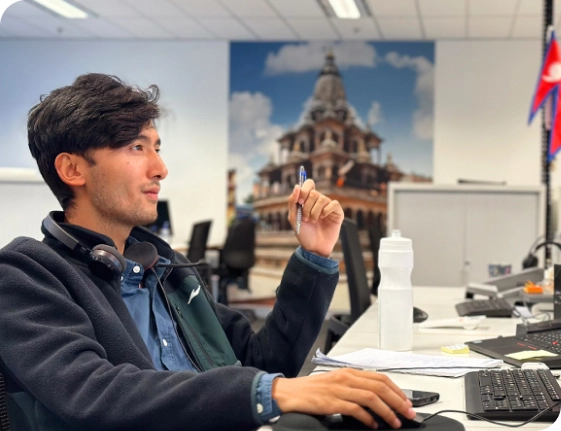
529, 31, 561, 160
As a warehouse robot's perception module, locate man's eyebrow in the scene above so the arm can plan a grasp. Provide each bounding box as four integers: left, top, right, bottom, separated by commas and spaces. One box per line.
135, 135, 161, 146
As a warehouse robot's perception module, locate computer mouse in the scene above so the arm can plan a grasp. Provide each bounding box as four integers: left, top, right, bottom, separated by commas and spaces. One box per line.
413, 307, 429, 323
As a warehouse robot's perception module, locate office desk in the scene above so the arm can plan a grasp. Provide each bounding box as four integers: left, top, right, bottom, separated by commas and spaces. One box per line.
261, 287, 559, 430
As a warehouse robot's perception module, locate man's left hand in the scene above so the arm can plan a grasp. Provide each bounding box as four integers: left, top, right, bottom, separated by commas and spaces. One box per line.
288, 179, 344, 258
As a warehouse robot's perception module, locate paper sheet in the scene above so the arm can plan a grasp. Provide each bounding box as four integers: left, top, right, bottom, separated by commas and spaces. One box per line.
312, 348, 503, 378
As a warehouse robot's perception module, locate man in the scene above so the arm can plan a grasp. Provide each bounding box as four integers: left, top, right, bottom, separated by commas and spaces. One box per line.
0, 74, 415, 430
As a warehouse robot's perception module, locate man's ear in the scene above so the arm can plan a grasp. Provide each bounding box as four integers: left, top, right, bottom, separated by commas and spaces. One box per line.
54, 153, 87, 187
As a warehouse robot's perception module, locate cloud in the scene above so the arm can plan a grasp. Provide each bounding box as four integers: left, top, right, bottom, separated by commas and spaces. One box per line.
0, 0, 20, 21
367, 101, 383, 126
264, 41, 377, 75
384, 52, 434, 140
229, 91, 284, 204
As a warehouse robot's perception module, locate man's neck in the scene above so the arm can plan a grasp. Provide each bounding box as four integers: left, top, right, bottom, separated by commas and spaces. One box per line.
65, 212, 131, 254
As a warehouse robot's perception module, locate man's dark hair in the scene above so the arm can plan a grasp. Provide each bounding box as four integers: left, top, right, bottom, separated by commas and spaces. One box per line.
27, 73, 160, 211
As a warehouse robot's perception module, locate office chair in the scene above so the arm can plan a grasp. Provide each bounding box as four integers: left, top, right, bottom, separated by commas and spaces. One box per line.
186, 220, 212, 286
367, 222, 382, 296
324, 219, 372, 354
0, 372, 10, 431
215, 217, 256, 305
186, 220, 212, 263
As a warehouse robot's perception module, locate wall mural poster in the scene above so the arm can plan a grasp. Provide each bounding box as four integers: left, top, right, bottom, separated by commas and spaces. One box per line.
228, 41, 434, 233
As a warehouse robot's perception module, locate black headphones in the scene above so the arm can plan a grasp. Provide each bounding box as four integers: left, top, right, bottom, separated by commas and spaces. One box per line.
42, 212, 206, 281
522, 240, 561, 269
43, 212, 127, 281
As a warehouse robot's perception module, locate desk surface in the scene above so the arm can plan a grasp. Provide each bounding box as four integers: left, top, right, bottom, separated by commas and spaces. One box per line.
261, 287, 560, 431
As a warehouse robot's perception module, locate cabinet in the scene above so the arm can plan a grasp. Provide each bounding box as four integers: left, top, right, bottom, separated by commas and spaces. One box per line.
388, 184, 544, 287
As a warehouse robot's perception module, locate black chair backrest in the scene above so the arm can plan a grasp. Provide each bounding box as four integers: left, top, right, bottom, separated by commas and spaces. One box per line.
340, 218, 372, 323
367, 222, 383, 296
222, 217, 256, 269
186, 220, 212, 263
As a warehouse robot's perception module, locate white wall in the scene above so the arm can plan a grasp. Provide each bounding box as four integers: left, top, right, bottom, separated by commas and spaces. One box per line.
0, 40, 229, 248
434, 40, 546, 186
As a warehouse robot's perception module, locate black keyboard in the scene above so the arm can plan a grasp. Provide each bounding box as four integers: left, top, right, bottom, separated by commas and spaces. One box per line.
465, 369, 561, 421
518, 330, 561, 355
456, 298, 513, 318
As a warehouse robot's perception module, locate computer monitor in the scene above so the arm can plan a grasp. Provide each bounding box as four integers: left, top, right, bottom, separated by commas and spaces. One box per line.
143, 200, 172, 235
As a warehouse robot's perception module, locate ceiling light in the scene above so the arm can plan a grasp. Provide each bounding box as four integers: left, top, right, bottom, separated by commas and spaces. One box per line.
30, 0, 88, 19
327, 0, 361, 19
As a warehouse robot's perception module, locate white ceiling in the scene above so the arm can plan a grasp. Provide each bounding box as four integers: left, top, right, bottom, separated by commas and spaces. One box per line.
1, 0, 560, 40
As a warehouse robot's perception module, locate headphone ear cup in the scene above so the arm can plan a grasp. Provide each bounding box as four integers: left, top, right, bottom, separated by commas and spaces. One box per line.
522, 253, 539, 269
89, 244, 127, 281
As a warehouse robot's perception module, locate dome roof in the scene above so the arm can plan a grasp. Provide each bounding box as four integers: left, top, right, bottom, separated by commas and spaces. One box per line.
312, 52, 346, 108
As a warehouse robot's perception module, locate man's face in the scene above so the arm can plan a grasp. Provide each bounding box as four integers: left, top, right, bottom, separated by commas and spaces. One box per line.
83, 125, 168, 228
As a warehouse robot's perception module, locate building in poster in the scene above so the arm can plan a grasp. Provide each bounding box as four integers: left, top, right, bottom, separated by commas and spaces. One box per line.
252, 52, 426, 232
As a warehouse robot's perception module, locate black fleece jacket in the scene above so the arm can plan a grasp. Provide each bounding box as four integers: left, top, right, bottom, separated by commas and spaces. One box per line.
0, 221, 338, 431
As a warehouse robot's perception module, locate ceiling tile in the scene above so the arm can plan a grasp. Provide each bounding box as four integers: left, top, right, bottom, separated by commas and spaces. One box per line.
155, 16, 215, 38
120, 0, 186, 18
243, 17, 298, 40
511, 16, 541, 38
197, 18, 256, 39
469, 0, 518, 16
367, 0, 417, 18
73, 17, 134, 38
287, 18, 339, 40
108, 16, 176, 38
377, 18, 422, 39
0, 14, 53, 37
266, 0, 325, 18
423, 17, 466, 39
418, 0, 466, 17
468, 16, 512, 38
74, 0, 142, 18
220, 0, 277, 18
330, 18, 380, 39
17, 14, 96, 38
170, 0, 232, 17
517, 0, 541, 15
4, 1, 54, 17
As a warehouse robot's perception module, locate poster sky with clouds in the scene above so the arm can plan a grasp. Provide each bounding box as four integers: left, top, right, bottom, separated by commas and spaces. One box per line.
229, 41, 435, 205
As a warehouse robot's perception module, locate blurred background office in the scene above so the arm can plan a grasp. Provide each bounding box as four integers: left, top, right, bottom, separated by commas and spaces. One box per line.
0, 0, 558, 320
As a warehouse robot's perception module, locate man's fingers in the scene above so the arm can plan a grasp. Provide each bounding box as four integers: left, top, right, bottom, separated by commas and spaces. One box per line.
319, 200, 344, 221
307, 193, 331, 222
298, 179, 315, 205
335, 400, 378, 429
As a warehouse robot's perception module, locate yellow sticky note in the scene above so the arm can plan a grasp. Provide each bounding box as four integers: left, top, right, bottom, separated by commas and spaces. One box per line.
441, 344, 470, 354
505, 350, 558, 361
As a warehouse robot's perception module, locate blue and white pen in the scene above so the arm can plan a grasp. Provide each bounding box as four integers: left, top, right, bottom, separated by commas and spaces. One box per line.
296, 165, 306, 234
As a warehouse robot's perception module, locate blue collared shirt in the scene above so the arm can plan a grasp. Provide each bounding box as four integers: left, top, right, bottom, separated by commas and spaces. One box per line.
120, 243, 338, 424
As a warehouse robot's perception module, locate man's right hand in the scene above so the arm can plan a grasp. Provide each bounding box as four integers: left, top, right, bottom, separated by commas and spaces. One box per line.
272, 369, 416, 429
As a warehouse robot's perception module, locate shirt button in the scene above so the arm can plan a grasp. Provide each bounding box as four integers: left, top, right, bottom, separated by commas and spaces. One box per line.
133, 265, 141, 274
256, 403, 263, 414
162, 339, 168, 347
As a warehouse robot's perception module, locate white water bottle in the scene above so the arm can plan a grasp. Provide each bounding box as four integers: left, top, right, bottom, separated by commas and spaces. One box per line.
378, 230, 414, 351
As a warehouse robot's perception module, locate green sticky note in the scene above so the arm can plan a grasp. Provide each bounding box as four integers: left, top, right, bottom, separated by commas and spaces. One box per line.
505, 350, 558, 361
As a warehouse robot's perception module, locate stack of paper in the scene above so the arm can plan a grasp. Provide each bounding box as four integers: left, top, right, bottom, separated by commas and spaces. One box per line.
312, 348, 503, 378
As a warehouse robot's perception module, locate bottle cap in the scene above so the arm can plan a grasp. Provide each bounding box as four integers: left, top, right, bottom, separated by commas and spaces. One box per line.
380, 229, 412, 252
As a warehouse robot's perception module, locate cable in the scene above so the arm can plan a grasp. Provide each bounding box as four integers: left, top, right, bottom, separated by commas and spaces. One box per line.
422, 401, 561, 427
